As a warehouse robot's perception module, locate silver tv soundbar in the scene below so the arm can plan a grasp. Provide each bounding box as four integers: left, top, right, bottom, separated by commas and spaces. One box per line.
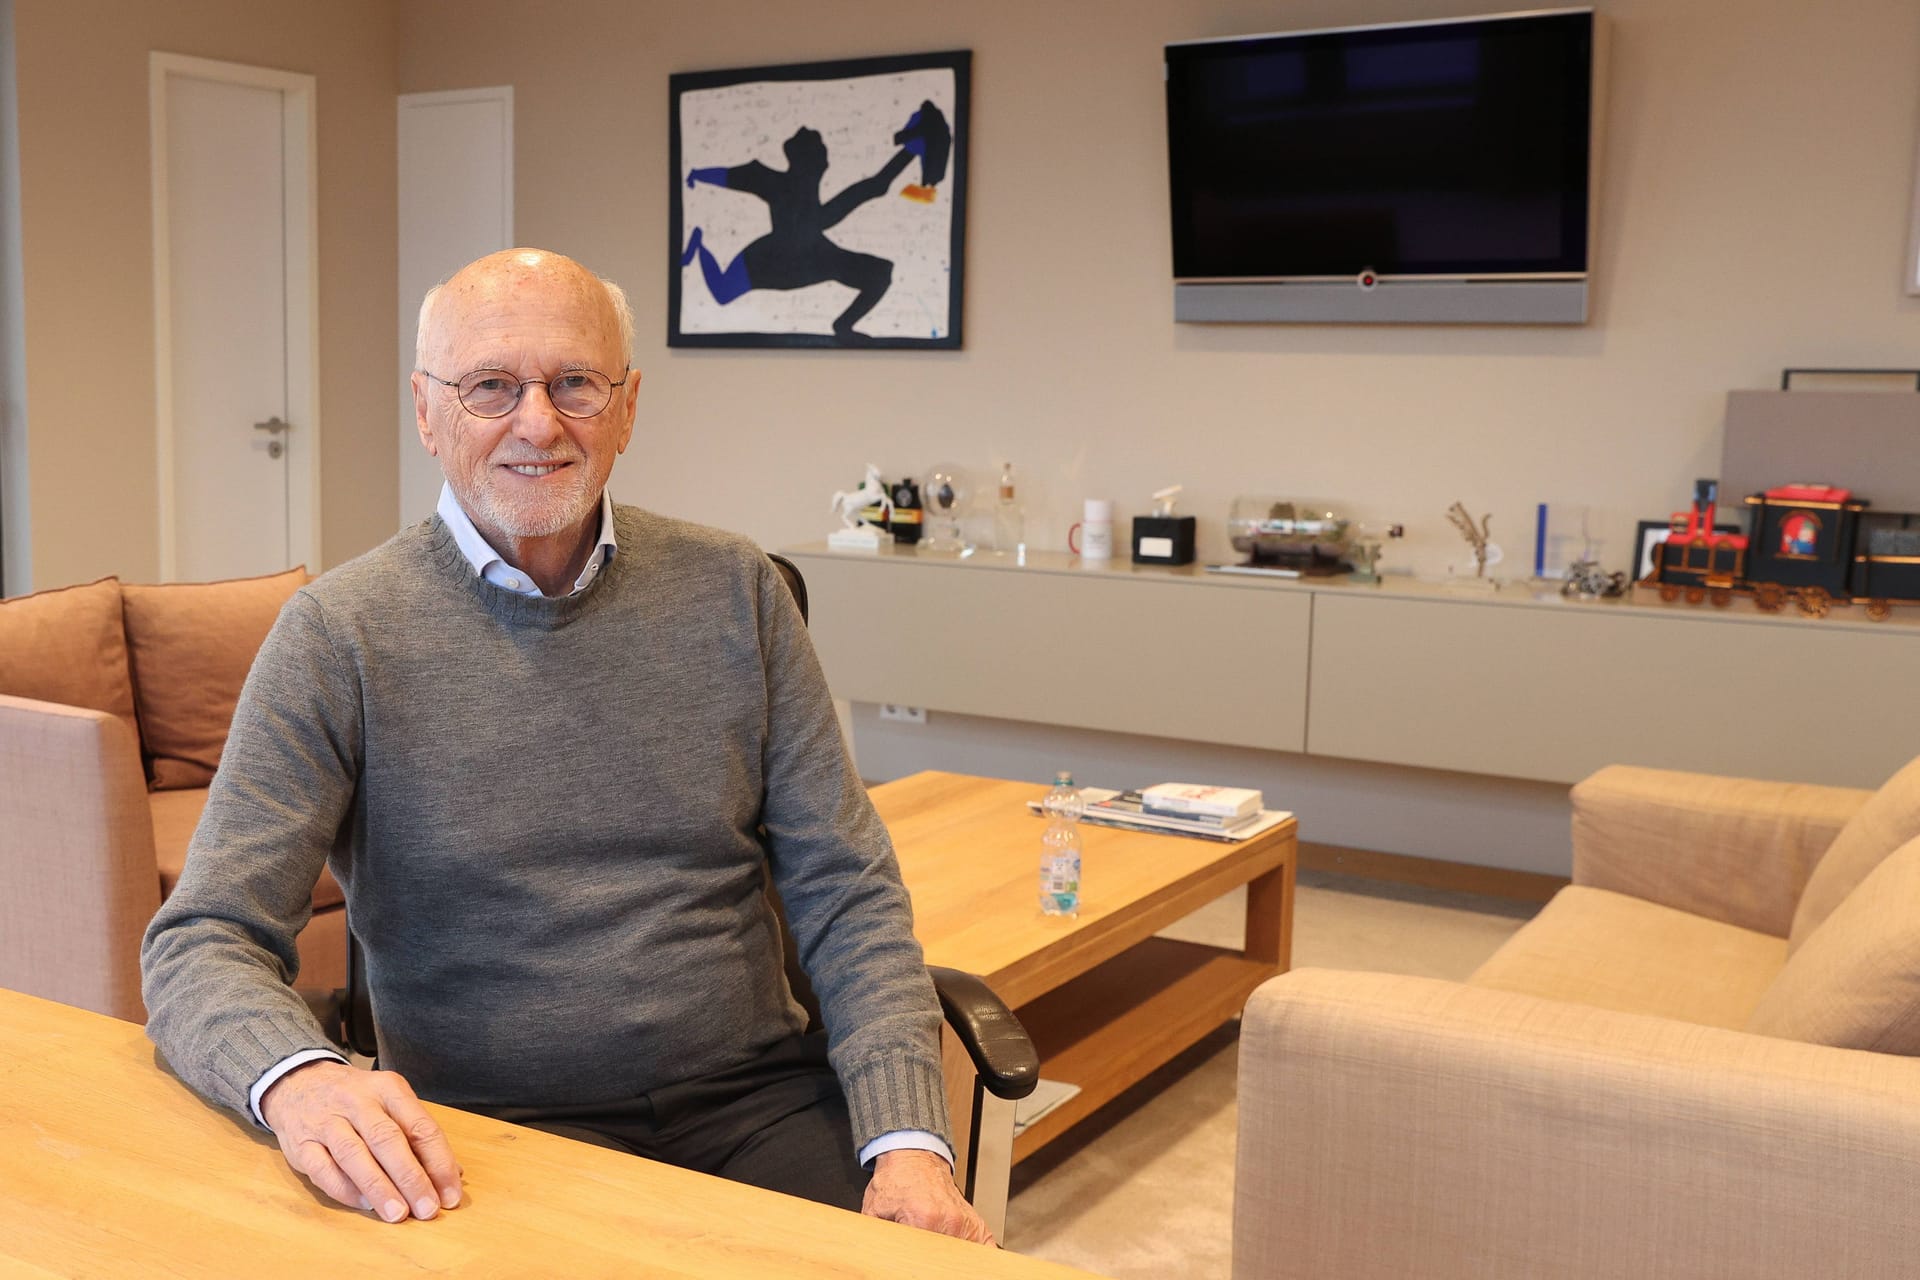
1173, 278, 1589, 326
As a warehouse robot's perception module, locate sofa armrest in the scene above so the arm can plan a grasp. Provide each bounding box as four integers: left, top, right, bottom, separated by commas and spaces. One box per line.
0, 694, 161, 1022
1235, 969, 1920, 1280
1571, 764, 1870, 936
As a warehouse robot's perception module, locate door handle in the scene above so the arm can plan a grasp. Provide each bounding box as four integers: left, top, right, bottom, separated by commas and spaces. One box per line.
254, 416, 291, 458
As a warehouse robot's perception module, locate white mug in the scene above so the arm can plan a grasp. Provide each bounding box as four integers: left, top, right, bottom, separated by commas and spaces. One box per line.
1069, 499, 1114, 560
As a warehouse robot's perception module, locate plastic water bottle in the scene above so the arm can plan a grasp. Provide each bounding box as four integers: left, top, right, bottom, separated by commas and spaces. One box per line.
1039, 771, 1083, 917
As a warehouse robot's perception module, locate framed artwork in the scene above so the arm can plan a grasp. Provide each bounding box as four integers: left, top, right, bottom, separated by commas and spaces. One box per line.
1634, 519, 1743, 582
669, 50, 970, 349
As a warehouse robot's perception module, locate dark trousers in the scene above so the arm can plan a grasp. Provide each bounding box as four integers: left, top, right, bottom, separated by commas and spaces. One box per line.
473, 1031, 870, 1212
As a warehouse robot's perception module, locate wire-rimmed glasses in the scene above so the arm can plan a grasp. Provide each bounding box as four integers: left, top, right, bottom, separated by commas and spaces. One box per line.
419, 366, 629, 419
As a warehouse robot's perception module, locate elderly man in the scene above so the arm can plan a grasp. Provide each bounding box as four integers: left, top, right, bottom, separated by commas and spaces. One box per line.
140, 248, 989, 1244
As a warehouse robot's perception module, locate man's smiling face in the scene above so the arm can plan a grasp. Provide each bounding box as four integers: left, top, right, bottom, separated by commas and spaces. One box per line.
414, 251, 637, 555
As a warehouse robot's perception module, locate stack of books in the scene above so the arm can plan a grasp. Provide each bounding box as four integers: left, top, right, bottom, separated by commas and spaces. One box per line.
1027, 782, 1289, 842
1136, 783, 1263, 825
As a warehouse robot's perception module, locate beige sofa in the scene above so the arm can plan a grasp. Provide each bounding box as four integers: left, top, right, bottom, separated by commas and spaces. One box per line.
1236, 761, 1920, 1280
0, 570, 344, 1022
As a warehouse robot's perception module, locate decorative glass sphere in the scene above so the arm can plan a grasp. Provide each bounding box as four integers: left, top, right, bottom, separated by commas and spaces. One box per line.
923, 468, 968, 517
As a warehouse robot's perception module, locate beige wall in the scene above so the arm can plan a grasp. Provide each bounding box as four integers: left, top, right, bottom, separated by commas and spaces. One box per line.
13, 0, 397, 590
398, 0, 1920, 576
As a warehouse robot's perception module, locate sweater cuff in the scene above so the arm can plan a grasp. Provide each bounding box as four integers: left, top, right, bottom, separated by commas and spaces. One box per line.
838, 1053, 951, 1153
209, 1010, 342, 1117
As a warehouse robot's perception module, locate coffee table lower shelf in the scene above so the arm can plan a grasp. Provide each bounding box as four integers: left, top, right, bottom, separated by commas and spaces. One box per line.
1009, 936, 1280, 1162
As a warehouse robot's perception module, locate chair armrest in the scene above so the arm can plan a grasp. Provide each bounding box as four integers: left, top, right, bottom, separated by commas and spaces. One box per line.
0, 694, 161, 1022
1571, 764, 1870, 936
1234, 968, 1920, 1280
927, 965, 1038, 1101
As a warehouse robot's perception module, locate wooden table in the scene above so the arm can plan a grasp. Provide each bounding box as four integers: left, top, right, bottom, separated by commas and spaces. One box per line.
872, 771, 1297, 1162
0, 988, 1098, 1279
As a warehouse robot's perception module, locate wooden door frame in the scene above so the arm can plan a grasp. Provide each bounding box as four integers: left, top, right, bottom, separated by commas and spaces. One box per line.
149, 52, 319, 580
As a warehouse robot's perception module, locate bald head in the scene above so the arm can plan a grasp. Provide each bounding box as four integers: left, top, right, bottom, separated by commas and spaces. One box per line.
414, 248, 634, 375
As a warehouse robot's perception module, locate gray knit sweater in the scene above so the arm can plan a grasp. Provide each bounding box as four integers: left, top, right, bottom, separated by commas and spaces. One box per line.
140, 507, 948, 1151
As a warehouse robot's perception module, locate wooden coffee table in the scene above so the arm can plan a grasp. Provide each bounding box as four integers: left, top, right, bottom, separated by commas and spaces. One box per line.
870, 771, 1297, 1164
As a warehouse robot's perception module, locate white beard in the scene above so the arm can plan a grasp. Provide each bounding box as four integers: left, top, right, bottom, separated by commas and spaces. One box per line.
467, 466, 598, 539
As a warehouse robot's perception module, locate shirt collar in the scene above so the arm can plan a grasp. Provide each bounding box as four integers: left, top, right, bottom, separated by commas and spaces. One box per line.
435, 482, 617, 598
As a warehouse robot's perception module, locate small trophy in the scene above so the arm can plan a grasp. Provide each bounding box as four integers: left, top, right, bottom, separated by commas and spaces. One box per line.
920, 466, 971, 554
828, 464, 890, 553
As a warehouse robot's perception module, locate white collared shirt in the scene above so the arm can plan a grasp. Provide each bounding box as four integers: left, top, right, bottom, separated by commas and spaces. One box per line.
434, 482, 616, 597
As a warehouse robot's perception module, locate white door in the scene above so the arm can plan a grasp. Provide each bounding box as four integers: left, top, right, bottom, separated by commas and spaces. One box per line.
151, 54, 317, 582
397, 87, 513, 529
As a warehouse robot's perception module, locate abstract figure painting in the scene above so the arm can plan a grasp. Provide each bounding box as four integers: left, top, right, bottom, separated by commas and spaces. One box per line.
669, 51, 970, 349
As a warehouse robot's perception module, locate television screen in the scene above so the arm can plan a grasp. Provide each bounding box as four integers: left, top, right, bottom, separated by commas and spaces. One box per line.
1166, 10, 1594, 281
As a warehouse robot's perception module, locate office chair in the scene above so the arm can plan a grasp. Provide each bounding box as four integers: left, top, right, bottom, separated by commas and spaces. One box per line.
330, 552, 1038, 1236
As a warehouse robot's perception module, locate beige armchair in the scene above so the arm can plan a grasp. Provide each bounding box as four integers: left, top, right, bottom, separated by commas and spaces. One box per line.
0, 572, 344, 1022
1235, 760, 1920, 1280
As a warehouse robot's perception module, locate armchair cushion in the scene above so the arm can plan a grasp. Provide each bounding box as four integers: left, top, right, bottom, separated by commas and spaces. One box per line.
149, 786, 344, 910
121, 567, 306, 789
1790, 755, 1920, 953
0, 577, 140, 747
1749, 834, 1920, 1054
1468, 885, 1785, 1030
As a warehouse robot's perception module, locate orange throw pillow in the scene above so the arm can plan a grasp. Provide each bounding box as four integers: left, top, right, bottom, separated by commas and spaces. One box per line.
0, 577, 140, 747
122, 567, 307, 789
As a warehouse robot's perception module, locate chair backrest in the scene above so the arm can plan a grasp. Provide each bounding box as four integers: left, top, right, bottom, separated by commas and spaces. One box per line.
768, 553, 809, 624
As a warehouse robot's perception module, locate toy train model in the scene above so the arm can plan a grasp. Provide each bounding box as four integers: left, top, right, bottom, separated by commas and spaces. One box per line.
1645, 479, 1920, 621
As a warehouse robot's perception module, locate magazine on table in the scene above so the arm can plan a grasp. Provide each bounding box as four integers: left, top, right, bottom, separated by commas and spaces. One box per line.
1026, 787, 1292, 843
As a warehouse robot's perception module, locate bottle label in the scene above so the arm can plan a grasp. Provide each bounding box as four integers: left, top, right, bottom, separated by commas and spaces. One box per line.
1039, 853, 1081, 918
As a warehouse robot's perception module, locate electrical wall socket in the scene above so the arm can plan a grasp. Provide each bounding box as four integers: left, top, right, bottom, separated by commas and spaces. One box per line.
878, 704, 928, 725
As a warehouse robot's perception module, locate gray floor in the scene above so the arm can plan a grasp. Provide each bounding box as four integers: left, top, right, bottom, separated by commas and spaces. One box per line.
1000, 869, 1539, 1279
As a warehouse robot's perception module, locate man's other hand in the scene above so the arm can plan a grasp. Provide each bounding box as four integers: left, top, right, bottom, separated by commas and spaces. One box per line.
260, 1060, 463, 1223
861, 1148, 996, 1245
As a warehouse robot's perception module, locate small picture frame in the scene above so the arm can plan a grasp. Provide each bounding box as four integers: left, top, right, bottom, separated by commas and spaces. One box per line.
1634, 519, 1744, 582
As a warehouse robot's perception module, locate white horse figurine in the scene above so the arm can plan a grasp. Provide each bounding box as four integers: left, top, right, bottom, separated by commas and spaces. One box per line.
830, 463, 892, 531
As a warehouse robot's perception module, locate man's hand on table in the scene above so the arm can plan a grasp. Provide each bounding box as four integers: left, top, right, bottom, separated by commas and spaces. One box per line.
260, 1060, 463, 1223
862, 1148, 996, 1245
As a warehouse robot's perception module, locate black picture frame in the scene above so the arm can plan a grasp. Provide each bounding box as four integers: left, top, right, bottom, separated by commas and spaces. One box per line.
1635, 519, 1744, 582
668, 50, 970, 350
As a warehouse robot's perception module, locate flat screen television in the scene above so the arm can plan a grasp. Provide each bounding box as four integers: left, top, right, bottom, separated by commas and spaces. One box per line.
1166, 8, 1598, 314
